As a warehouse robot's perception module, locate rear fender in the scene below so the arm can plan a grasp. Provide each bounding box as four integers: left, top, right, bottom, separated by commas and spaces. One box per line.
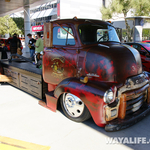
54, 77, 115, 127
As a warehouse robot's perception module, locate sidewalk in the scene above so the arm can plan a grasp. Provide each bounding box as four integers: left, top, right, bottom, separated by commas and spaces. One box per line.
0, 83, 150, 150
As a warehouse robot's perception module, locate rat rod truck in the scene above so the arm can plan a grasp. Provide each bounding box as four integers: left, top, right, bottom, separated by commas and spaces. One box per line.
0, 18, 150, 131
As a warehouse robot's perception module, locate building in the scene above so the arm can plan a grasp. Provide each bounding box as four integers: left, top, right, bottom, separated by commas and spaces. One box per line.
10, 0, 108, 36
9, 0, 150, 42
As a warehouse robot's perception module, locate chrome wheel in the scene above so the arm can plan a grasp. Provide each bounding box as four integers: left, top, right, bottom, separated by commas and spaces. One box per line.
63, 93, 84, 117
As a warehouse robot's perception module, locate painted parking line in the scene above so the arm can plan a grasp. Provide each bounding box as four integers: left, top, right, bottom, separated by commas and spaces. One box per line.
0, 136, 50, 150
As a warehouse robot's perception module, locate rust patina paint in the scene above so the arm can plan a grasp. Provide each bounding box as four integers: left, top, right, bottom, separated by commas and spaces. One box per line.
54, 78, 107, 127
42, 19, 150, 130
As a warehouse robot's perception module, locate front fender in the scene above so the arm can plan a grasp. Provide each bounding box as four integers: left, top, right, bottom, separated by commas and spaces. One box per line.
54, 77, 117, 127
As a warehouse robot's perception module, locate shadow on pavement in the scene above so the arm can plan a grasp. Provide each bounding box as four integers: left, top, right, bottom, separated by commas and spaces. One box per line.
1, 82, 150, 150
83, 111, 150, 150
56, 100, 150, 150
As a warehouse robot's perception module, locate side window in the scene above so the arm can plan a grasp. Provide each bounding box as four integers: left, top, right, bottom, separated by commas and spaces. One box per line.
97, 29, 109, 42
138, 46, 147, 55
133, 44, 146, 55
53, 26, 75, 46
132, 44, 138, 49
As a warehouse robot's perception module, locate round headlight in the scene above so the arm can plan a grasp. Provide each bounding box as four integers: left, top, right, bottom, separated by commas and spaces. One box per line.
104, 89, 114, 103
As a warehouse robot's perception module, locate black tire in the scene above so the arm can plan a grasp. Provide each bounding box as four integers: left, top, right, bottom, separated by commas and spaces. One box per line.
60, 93, 91, 122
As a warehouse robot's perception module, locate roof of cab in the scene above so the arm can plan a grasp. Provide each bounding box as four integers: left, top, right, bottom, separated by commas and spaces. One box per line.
51, 18, 111, 25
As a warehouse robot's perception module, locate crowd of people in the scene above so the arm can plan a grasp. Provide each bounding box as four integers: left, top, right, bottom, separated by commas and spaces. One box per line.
0, 32, 44, 66
27, 32, 43, 62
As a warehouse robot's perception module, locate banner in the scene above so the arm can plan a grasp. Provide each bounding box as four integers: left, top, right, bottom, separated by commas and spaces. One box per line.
32, 25, 44, 32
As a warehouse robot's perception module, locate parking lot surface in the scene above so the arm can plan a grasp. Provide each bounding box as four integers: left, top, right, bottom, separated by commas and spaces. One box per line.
0, 83, 150, 150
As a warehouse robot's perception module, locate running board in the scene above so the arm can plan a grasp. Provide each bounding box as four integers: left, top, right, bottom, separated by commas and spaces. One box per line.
39, 91, 57, 112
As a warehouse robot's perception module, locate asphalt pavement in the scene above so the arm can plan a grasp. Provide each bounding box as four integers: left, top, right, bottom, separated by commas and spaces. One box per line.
0, 82, 150, 150
1, 46, 150, 150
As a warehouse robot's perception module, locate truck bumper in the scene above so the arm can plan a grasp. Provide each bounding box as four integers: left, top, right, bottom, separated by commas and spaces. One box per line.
105, 104, 150, 132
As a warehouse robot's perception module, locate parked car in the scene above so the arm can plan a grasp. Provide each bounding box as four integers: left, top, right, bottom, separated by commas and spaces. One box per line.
142, 40, 150, 43
125, 42, 150, 72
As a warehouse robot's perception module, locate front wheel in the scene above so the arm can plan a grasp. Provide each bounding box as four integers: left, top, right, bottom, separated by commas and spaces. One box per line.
60, 93, 91, 122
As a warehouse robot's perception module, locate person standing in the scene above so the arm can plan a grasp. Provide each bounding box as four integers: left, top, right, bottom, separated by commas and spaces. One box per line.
0, 40, 7, 59
35, 32, 43, 61
27, 33, 36, 60
10, 33, 21, 58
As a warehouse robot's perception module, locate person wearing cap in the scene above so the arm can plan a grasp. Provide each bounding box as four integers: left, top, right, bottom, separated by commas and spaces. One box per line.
27, 33, 36, 60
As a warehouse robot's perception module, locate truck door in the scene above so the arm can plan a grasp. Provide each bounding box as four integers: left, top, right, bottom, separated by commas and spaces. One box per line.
43, 25, 77, 85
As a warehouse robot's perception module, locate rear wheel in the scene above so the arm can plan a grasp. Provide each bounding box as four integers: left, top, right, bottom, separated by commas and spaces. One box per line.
60, 93, 91, 122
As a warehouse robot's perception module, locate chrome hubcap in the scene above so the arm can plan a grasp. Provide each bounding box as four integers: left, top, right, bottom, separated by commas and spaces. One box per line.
63, 93, 84, 117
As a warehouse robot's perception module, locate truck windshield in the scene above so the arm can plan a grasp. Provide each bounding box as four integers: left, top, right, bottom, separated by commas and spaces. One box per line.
79, 24, 120, 44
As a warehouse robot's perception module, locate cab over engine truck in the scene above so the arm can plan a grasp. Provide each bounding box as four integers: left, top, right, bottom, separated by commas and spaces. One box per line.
1, 18, 150, 131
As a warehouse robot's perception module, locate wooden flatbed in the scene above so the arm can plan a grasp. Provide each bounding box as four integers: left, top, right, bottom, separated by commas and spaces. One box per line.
0, 59, 47, 99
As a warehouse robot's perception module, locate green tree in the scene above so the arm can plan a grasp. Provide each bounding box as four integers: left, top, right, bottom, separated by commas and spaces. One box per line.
132, 0, 150, 16
100, 0, 133, 42
0, 15, 22, 36
143, 29, 150, 40
101, 0, 150, 42
12, 17, 24, 35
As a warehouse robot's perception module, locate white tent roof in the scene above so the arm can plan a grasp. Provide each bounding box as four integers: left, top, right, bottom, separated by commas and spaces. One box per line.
0, 0, 54, 17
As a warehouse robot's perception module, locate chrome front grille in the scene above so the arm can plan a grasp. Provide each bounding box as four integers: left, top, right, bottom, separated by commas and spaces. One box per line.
126, 91, 147, 115
117, 73, 149, 119
120, 83, 149, 118
105, 73, 150, 121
